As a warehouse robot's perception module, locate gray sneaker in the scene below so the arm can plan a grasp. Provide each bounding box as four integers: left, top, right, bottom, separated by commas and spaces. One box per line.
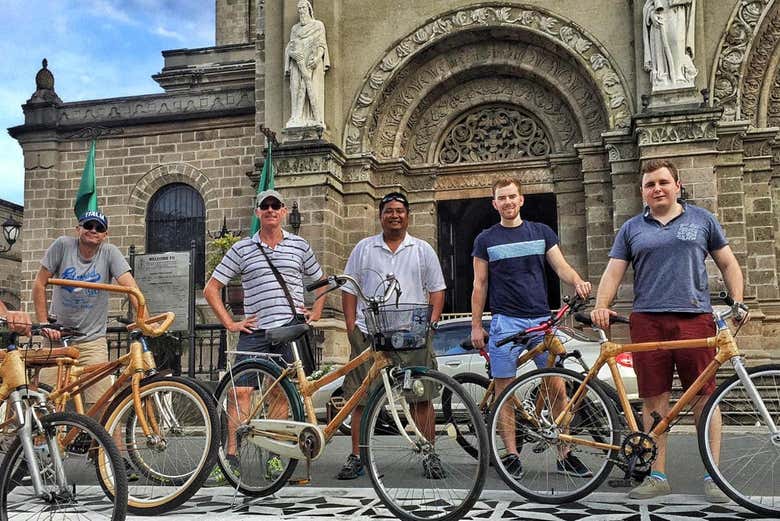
704, 480, 729, 504
628, 476, 671, 500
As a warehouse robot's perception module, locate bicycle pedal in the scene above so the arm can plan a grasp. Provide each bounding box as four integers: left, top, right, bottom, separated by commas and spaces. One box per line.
608, 478, 638, 488
288, 478, 310, 486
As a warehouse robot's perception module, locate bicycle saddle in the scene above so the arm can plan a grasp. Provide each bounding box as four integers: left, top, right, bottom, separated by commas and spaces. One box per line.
266, 323, 310, 344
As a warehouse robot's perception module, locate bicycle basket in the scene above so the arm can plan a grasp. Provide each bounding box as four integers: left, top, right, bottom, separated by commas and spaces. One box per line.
365, 303, 432, 352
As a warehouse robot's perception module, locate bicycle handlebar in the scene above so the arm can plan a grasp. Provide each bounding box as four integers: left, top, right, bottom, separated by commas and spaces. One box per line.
574, 312, 630, 327
47, 279, 174, 337
306, 273, 401, 306
0, 318, 84, 340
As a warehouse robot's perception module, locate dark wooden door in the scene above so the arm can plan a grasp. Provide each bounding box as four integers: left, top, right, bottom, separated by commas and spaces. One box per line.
437, 193, 560, 313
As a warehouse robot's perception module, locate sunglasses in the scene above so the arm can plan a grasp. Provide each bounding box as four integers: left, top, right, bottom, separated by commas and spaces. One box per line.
258, 201, 284, 211
82, 221, 106, 233
381, 194, 408, 205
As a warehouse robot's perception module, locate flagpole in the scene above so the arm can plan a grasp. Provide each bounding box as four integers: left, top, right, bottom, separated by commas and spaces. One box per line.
251, 127, 279, 235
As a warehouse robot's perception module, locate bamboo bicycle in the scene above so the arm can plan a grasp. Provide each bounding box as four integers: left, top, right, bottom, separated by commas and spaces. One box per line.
213, 273, 488, 521
0, 320, 128, 521
488, 295, 780, 516
444, 295, 641, 466
31, 279, 219, 515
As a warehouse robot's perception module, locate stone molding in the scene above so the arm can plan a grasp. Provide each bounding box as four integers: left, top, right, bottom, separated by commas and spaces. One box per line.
343, 3, 633, 155
371, 40, 604, 160
635, 110, 722, 146
53, 89, 254, 129
741, 6, 780, 125
711, 0, 773, 121
129, 163, 217, 217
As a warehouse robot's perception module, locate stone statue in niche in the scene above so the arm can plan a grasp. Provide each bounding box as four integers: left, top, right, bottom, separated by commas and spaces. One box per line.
642, 0, 697, 91
285, 0, 330, 129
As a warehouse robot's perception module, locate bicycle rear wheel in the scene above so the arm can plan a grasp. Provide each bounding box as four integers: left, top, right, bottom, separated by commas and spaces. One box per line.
0, 410, 128, 521
441, 372, 490, 460
361, 368, 488, 521
699, 364, 780, 516
213, 359, 303, 497
101, 375, 218, 515
488, 367, 619, 504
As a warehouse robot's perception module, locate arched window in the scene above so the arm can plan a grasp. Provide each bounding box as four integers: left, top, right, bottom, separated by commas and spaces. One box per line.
146, 183, 206, 286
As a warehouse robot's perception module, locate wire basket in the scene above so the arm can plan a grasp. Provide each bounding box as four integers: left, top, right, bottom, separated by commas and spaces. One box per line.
365, 303, 433, 352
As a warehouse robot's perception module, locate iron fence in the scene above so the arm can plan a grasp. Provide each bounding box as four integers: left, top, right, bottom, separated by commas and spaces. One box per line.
106, 324, 324, 381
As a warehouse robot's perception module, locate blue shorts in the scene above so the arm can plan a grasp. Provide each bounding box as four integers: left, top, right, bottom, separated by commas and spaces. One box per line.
488, 314, 549, 378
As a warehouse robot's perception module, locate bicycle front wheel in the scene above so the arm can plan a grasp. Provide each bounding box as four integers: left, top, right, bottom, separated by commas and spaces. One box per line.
213, 359, 303, 497
361, 368, 488, 521
0, 411, 128, 521
699, 364, 780, 516
101, 376, 219, 515
488, 367, 619, 504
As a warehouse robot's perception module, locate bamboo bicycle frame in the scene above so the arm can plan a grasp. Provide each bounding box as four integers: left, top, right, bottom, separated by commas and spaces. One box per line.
242, 340, 398, 443
30, 278, 175, 440
554, 327, 739, 451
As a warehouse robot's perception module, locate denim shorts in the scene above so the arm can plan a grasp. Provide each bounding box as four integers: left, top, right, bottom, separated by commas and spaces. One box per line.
232, 329, 293, 387
488, 314, 549, 378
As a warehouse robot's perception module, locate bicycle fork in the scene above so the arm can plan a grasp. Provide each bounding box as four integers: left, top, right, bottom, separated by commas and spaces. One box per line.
381, 369, 430, 452
10, 391, 69, 500
732, 357, 780, 437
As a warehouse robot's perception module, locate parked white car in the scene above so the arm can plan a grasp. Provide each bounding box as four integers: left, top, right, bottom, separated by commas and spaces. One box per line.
312, 313, 638, 430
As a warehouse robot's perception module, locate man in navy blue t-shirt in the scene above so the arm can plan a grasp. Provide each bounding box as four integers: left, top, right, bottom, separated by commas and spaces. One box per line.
471, 178, 592, 478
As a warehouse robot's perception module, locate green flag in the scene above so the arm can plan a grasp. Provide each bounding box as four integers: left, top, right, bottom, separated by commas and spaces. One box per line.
251, 142, 275, 235
74, 140, 98, 218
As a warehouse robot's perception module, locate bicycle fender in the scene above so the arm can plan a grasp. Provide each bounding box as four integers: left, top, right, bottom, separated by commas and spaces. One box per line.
227, 358, 305, 422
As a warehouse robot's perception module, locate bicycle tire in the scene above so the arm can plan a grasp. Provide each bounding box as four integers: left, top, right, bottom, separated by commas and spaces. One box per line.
0, 410, 128, 521
488, 367, 619, 504
361, 368, 488, 521
442, 372, 490, 460
699, 363, 780, 516
100, 375, 219, 515
213, 358, 303, 497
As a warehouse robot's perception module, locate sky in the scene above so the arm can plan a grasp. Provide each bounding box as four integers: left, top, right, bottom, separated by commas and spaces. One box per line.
0, 0, 215, 206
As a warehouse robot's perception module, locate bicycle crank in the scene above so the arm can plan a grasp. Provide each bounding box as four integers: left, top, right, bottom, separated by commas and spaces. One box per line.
247, 419, 326, 461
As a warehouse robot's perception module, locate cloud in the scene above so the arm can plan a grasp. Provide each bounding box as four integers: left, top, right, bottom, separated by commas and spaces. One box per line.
153, 26, 186, 42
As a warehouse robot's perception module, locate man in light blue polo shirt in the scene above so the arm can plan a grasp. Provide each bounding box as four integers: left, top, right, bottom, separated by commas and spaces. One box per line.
591, 159, 744, 502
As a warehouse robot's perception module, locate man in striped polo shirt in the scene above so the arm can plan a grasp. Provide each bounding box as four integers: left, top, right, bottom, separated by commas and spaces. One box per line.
204, 189, 326, 478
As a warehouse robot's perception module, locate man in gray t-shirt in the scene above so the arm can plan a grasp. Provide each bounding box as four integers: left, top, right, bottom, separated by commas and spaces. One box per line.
33, 211, 137, 406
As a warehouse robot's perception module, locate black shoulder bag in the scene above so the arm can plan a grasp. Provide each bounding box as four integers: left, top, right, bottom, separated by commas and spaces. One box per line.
257, 243, 316, 375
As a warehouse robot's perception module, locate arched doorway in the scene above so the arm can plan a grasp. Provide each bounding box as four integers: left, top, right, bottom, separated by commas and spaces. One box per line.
146, 183, 206, 286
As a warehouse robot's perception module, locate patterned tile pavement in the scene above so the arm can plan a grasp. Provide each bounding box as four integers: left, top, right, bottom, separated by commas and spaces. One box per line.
129, 487, 776, 520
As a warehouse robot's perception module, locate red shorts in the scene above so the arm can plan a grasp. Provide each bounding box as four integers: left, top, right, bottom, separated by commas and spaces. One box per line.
629, 312, 717, 398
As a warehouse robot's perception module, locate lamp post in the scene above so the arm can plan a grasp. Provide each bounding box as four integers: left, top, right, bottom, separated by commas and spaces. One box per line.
289, 202, 302, 233
0, 215, 21, 254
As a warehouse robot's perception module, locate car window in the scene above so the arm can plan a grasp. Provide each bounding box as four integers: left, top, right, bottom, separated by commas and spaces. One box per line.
432, 320, 490, 356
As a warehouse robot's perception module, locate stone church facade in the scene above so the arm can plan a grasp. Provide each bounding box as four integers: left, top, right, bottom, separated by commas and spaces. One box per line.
9, 0, 780, 361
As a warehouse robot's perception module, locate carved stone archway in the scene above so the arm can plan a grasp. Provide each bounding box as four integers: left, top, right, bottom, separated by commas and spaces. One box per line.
343, 4, 633, 156
710, 0, 775, 121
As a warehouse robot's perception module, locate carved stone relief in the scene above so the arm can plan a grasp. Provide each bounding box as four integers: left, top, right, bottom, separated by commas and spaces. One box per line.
434, 169, 552, 192
742, 5, 780, 125
436, 105, 551, 164
636, 121, 717, 145
404, 77, 582, 164
369, 40, 603, 161
343, 4, 632, 155
711, 0, 772, 120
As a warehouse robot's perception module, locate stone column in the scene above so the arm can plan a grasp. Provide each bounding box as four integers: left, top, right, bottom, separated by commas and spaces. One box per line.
575, 143, 613, 285
550, 153, 588, 284
742, 129, 779, 301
